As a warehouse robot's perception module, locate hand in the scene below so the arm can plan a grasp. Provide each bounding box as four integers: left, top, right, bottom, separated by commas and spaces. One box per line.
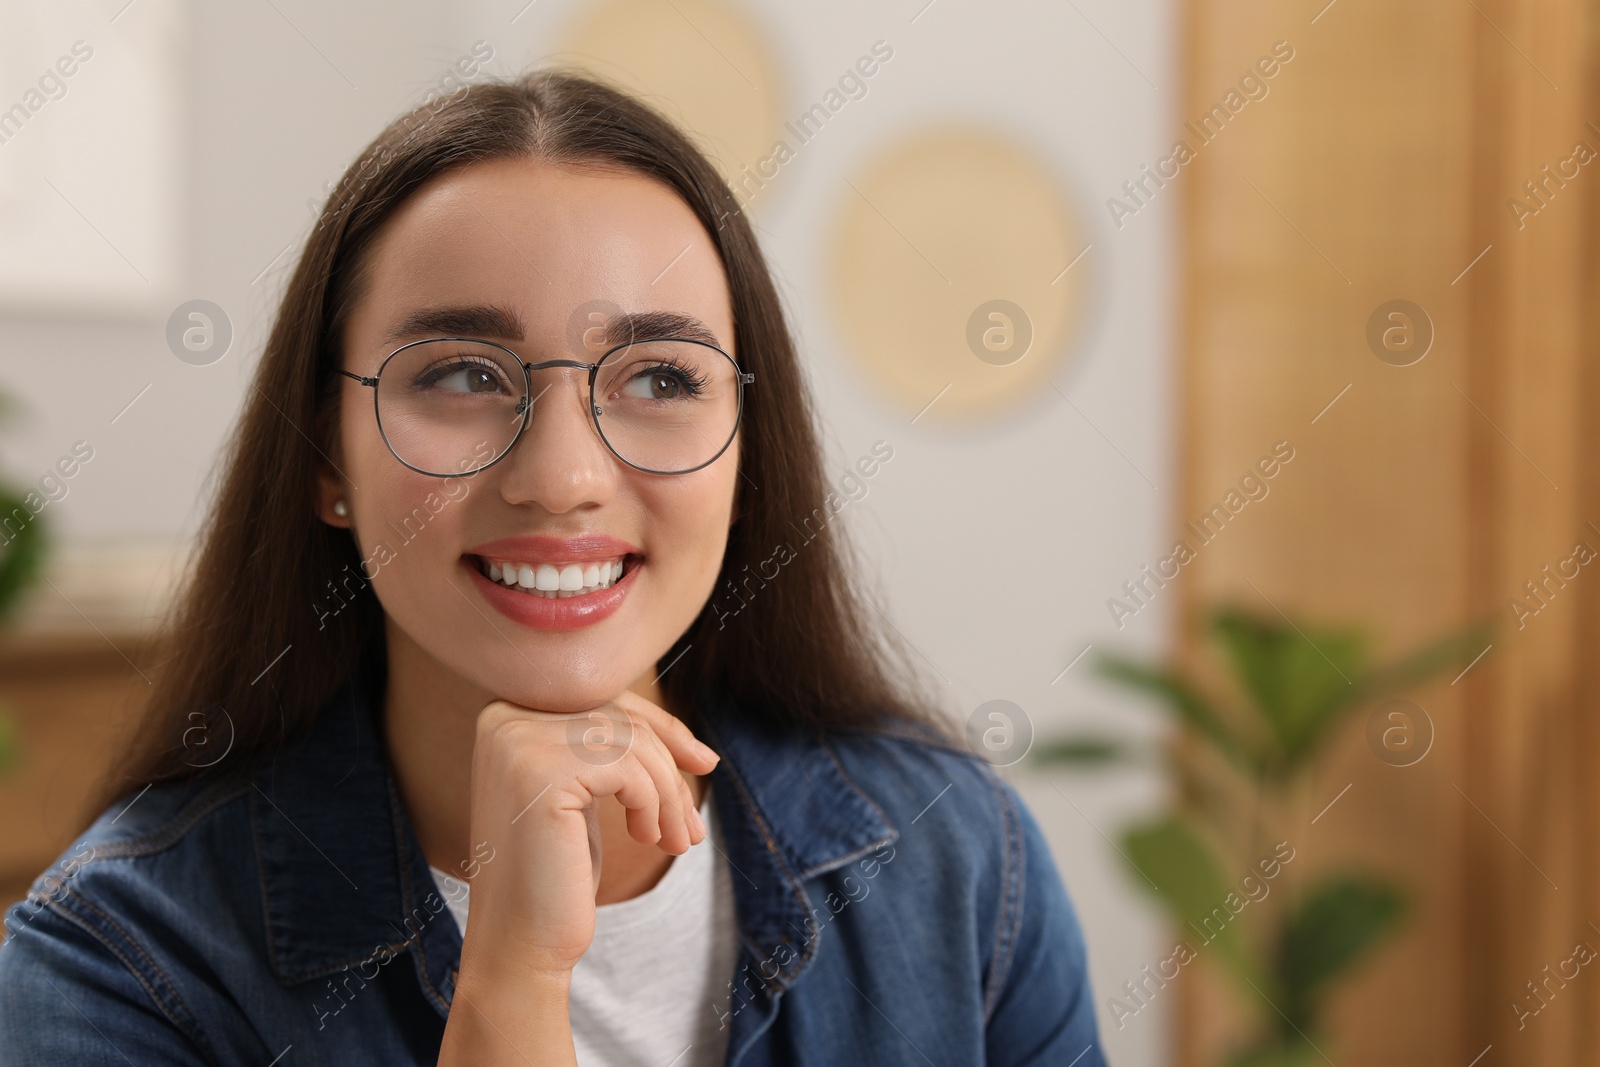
455, 689, 719, 986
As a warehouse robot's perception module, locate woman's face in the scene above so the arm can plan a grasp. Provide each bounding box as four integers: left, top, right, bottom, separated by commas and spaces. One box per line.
320, 157, 740, 712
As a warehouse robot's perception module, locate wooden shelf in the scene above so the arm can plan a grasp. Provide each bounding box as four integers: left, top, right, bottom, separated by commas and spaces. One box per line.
0, 627, 159, 928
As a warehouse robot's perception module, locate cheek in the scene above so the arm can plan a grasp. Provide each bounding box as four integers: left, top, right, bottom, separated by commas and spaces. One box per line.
346, 411, 472, 594
340, 394, 393, 489
638, 464, 737, 591
365, 479, 470, 590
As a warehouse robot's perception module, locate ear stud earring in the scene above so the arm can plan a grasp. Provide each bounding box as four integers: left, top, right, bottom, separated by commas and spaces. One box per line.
333, 500, 349, 517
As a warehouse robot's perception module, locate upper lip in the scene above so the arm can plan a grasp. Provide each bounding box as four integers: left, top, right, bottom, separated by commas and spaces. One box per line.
465, 534, 640, 563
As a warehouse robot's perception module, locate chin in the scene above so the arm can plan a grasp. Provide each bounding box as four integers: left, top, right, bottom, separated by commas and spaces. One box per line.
477, 656, 647, 715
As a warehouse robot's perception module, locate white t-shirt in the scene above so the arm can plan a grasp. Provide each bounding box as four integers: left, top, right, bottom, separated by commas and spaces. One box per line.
429, 781, 739, 1067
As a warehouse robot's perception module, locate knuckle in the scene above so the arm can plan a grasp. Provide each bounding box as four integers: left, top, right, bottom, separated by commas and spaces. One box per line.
476, 701, 513, 734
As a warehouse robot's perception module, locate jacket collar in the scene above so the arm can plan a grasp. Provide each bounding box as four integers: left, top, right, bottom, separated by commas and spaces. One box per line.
251, 669, 900, 1000
691, 688, 899, 1005
250, 665, 417, 988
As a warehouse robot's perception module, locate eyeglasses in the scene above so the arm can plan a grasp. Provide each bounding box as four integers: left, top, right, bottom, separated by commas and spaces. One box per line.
338, 335, 754, 477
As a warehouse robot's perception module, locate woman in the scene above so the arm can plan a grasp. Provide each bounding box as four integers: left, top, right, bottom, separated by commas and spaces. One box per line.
0, 70, 1105, 1065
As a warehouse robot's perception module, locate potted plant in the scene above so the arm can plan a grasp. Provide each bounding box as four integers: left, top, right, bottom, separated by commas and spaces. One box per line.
1034, 606, 1491, 1066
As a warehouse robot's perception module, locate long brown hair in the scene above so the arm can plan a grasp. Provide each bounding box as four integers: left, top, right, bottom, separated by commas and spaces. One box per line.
89, 68, 951, 821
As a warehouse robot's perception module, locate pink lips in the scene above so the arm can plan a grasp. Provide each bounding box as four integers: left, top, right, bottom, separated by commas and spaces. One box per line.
462, 533, 641, 632
466, 534, 639, 562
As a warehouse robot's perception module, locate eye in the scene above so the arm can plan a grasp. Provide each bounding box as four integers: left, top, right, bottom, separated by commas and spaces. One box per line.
417, 358, 511, 394
623, 370, 686, 400
620, 364, 707, 401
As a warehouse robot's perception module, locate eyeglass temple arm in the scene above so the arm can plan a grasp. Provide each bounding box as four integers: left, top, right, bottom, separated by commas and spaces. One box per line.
337, 369, 378, 388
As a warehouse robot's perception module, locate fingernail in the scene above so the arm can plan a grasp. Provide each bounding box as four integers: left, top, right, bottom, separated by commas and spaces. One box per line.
692, 806, 707, 835
697, 741, 719, 763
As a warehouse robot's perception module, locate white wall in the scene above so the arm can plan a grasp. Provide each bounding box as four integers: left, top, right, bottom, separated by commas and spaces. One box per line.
0, 1, 1179, 1060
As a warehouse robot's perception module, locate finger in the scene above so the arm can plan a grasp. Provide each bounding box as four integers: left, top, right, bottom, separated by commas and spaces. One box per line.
557, 706, 680, 849
681, 774, 705, 846
575, 752, 662, 845
628, 717, 696, 855
611, 691, 720, 773
669, 767, 703, 853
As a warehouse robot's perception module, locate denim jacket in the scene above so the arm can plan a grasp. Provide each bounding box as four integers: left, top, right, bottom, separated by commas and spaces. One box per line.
0, 667, 1106, 1066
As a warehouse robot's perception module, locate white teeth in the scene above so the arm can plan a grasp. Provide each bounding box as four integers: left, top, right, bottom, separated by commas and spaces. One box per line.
479, 555, 630, 598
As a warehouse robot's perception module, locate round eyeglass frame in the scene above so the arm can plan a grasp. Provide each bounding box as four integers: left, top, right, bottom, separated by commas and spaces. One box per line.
337, 334, 755, 478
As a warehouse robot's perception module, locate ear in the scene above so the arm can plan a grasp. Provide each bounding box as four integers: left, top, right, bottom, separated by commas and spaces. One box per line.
315, 464, 352, 528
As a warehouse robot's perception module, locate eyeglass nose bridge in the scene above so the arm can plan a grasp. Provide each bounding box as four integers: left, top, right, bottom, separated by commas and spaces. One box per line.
517, 357, 603, 417
524, 358, 600, 373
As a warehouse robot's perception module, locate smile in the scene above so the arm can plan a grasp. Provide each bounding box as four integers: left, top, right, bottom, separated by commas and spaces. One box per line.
461, 535, 640, 631
475, 556, 629, 598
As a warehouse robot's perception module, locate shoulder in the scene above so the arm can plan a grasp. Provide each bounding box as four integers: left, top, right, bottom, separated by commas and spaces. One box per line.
0, 776, 253, 1056
820, 717, 1032, 963
824, 714, 1025, 861
2, 773, 254, 951
19, 773, 253, 910
821, 714, 1101, 1049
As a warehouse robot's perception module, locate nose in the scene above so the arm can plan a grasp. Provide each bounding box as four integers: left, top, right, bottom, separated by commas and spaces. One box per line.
493, 367, 619, 512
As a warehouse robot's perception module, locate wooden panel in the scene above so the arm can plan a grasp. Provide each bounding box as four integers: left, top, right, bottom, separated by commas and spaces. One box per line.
1459, 0, 1600, 1062
1176, 0, 1599, 1063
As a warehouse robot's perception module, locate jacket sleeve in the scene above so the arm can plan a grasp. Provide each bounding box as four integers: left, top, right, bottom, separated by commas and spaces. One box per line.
0, 892, 216, 1066
983, 785, 1107, 1067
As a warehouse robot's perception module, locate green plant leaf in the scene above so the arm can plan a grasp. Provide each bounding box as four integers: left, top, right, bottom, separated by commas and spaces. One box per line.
1211, 608, 1369, 769
0, 489, 47, 621
1096, 653, 1258, 773
1276, 874, 1406, 1030
1351, 619, 1495, 705
1029, 734, 1144, 769
1282, 618, 1493, 772
1122, 816, 1265, 992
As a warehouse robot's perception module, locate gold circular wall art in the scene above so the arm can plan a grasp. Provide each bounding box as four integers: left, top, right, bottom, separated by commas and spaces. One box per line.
556, 0, 782, 205
827, 128, 1092, 425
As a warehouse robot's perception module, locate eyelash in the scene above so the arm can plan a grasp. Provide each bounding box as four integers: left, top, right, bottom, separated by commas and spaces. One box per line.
637, 355, 710, 396
413, 355, 512, 391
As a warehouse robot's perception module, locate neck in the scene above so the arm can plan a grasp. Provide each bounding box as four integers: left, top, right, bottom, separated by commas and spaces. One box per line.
381, 619, 704, 899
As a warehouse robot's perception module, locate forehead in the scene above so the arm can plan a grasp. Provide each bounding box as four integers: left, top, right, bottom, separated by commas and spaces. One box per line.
346, 157, 734, 355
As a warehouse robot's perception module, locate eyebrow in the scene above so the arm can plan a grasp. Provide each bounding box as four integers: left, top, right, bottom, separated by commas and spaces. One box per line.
380, 304, 724, 350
